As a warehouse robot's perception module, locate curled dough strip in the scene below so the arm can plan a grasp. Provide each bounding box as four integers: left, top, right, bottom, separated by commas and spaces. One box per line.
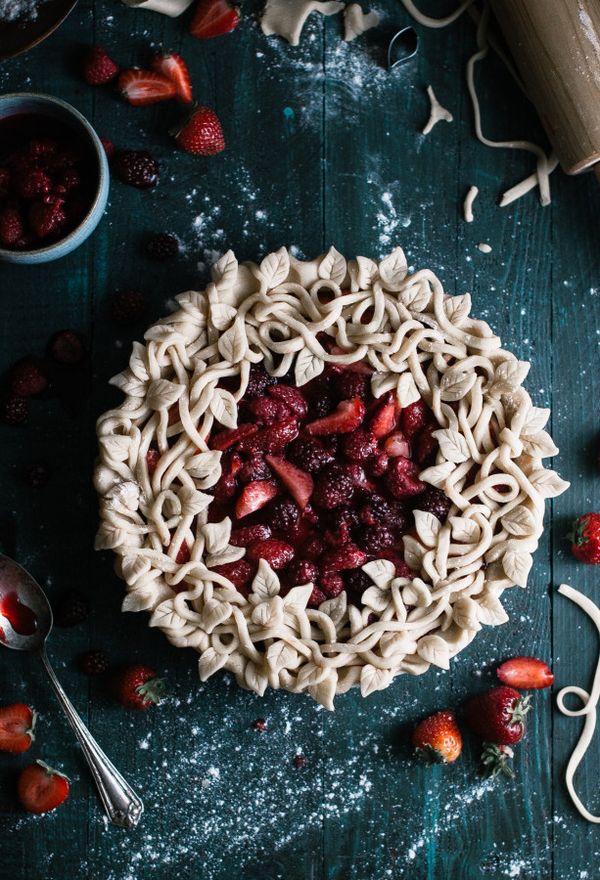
94, 247, 568, 709
556, 584, 600, 823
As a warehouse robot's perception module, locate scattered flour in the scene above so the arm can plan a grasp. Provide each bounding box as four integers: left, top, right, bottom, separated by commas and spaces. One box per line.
0, 0, 48, 20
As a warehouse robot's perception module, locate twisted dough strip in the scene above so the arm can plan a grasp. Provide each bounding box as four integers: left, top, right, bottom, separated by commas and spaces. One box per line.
94, 247, 568, 710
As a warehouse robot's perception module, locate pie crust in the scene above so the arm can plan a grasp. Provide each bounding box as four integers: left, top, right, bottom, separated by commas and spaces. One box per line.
94, 247, 568, 709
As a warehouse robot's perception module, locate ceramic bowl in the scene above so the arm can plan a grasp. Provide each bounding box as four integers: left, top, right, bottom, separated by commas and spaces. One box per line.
0, 92, 109, 265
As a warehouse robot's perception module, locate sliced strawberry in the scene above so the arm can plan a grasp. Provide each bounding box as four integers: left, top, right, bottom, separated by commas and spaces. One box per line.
0, 704, 36, 753
237, 418, 299, 454
497, 657, 554, 690
246, 538, 294, 570
370, 393, 400, 438
384, 432, 410, 458
146, 447, 160, 475
265, 455, 314, 509
235, 480, 278, 519
306, 398, 365, 436
118, 69, 177, 106
190, 0, 240, 39
18, 761, 70, 814
211, 422, 257, 451
388, 456, 425, 498
402, 399, 429, 439
151, 53, 193, 103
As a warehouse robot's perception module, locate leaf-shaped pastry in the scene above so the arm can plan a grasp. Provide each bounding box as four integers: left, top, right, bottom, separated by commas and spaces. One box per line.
319, 592, 347, 625
433, 428, 470, 464
98, 435, 131, 463
417, 634, 451, 669
179, 486, 212, 517
259, 247, 290, 289
266, 640, 299, 673
414, 510, 442, 548
360, 664, 394, 697
370, 372, 397, 398
282, 583, 313, 612
318, 246, 347, 285
251, 595, 284, 628
402, 535, 425, 571
494, 358, 530, 389
439, 369, 477, 401
452, 597, 481, 631
401, 578, 431, 607
420, 461, 455, 489
378, 248, 408, 291
501, 506, 536, 537
308, 670, 338, 712
209, 388, 238, 428
522, 432, 559, 459
522, 406, 550, 436
477, 593, 509, 626
443, 293, 471, 325
199, 647, 229, 681
294, 347, 325, 386
121, 554, 151, 586
354, 255, 378, 289
147, 379, 185, 411
209, 302, 237, 331
244, 662, 269, 697
396, 372, 421, 408
361, 585, 390, 613
201, 598, 233, 633
528, 469, 570, 498
187, 450, 222, 481
202, 518, 232, 555
251, 559, 281, 602
206, 545, 246, 568
218, 318, 248, 364
502, 548, 532, 587
362, 559, 395, 588
211, 250, 238, 290
297, 662, 330, 689
449, 516, 479, 542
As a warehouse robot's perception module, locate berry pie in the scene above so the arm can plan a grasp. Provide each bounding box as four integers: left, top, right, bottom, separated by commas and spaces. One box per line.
95, 247, 568, 708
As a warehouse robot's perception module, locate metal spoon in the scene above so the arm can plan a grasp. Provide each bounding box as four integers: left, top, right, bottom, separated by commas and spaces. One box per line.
0, 554, 143, 829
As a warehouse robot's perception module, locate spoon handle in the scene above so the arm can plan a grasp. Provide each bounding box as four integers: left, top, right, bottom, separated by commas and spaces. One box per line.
40, 648, 144, 829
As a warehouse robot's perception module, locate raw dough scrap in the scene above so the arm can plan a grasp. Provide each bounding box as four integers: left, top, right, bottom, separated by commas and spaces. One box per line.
261, 0, 344, 45
343, 4, 379, 41
121, 0, 193, 16
422, 85, 453, 135
463, 185, 478, 222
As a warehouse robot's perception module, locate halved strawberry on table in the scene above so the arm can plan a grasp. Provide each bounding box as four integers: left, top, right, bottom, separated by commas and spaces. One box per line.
0, 704, 37, 753
190, 0, 240, 39
119, 69, 177, 106
18, 761, 70, 814
151, 53, 193, 104
497, 656, 554, 689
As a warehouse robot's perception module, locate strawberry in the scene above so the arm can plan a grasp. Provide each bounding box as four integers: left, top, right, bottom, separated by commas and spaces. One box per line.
402, 399, 429, 439
237, 418, 299, 454
247, 538, 294, 570
29, 197, 66, 239
369, 393, 400, 438
174, 106, 225, 156
229, 524, 272, 546
265, 455, 314, 509
321, 542, 366, 571
118, 69, 177, 106
384, 431, 410, 458
82, 46, 119, 86
464, 686, 530, 745
342, 429, 378, 462
212, 423, 258, 451
0, 704, 37, 753
146, 447, 161, 475
412, 710, 462, 764
496, 656, 554, 690
235, 479, 278, 518
18, 761, 70, 814
250, 396, 292, 425
570, 513, 600, 564
267, 384, 308, 418
190, 0, 240, 39
151, 53, 193, 103
113, 664, 166, 710
212, 559, 253, 588
387, 456, 425, 498
306, 398, 365, 436
0, 206, 24, 247
481, 743, 515, 778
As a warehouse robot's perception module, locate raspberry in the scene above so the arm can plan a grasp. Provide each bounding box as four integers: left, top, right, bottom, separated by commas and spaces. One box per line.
230, 524, 272, 546
388, 457, 426, 499
55, 168, 81, 193
238, 454, 272, 483
313, 465, 354, 510
368, 452, 389, 478
82, 46, 119, 86
321, 543, 366, 571
341, 429, 378, 462
28, 137, 57, 159
53, 590, 90, 627
402, 400, 429, 439
287, 438, 334, 474
29, 197, 66, 239
287, 558, 318, 585
249, 395, 291, 425
78, 650, 109, 676
266, 499, 300, 533
113, 150, 159, 189
417, 487, 452, 522
360, 525, 397, 555
245, 364, 276, 398
0, 206, 24, 247
111, 289, 146, 323
335, 371, 368, 400
212, 559, 254, 588
319, 571, 345, 597
1, 395, 27, 425
247, 538, 294, 570
0, 167, 10, 197
48, 330, 85, 365
308, 586, 327, 607
100, 137, 115, 159
146, 448, 160, 475
15, 167, 52, 200
302, 536, 325, 560
293, 753, 308, 768
341, 462, 370, 489
145, 232, 180, 261
253, 718, 268, 732
267, 384, 308, 418
22, 462, 51, 488
10, 359, 47, 397
324, 508, 359, 546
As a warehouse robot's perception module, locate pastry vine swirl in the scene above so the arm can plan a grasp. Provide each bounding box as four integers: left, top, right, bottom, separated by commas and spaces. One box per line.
94, 247, 568, 709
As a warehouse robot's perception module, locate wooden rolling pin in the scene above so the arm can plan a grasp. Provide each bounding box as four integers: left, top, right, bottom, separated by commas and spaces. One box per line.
490, 0, 600, 176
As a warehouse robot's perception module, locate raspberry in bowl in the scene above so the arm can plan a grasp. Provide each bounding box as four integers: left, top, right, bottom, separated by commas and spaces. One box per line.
0, 93, 109, 264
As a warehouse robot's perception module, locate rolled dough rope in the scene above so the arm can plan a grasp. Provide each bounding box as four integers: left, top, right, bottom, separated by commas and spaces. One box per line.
422, 86, 453, 135
556, 584, 600, 824
500, 154, 560, 208
463, 185, 478, 221
343, 4, 379, 41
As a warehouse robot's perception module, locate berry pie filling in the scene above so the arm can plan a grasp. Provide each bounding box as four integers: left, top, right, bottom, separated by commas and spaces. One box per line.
197, 362, 450, 607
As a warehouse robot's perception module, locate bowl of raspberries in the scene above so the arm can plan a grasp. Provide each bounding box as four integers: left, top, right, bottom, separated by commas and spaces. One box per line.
0, 92, 109, 264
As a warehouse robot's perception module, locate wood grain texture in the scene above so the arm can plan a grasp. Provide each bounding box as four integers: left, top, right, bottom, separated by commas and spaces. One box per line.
0, 1, 599, 878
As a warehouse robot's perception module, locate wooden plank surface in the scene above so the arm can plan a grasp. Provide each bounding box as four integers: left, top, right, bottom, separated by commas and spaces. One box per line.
1, 1, 599, 878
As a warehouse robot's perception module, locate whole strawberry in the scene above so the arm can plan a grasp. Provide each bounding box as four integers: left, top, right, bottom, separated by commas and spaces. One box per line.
113, 664, 166, 710
570, 513, 600, 564
82, 46, 119, 86
464, 686, 530, 745
413, 709, 462, 764
174, 106, 225, 156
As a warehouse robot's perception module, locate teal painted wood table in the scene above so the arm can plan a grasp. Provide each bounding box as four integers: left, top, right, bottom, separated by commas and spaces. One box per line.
1, 1, 599, 878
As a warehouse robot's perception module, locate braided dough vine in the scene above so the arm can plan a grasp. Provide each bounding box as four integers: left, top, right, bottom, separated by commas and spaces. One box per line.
94, 247, 569, 710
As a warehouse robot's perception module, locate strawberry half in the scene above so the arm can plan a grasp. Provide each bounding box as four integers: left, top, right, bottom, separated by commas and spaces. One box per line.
497, 656, 554, 690
190, 0, 240, 39
306, 398, 365, 436
151, 53, 193, 103
370, 393, 400, 438
18, 761, 70, 814
212, 423, 258, 451
0, 704, 37, 753
235, 480, 278, 518
119, 69, 177, 106
265, 455, 314, 509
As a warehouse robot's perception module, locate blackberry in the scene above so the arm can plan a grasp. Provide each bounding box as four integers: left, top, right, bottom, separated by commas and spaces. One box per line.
78, 650, 109, 676
417, 487, 452, 522
238, 455, 272, 483
1, 394, 27, 426
267, 499, 300, 533
53, 590, 90, 627
287, 438, 334, 474
48, 329, 85, 365
113, 150, 159, 189
287, 558, 318, 586
145, 232, 180, 261
308, 392, 333, 419
360, 496, 410, 532
341, 429, 378, 462
335, 371, 368, 400
111, 289, 146, 323
360, 525, 397, 555
344, 569, 371, 602
313, 465, 354, 510
245, 364, 276, 399
253, 718, 268, 732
